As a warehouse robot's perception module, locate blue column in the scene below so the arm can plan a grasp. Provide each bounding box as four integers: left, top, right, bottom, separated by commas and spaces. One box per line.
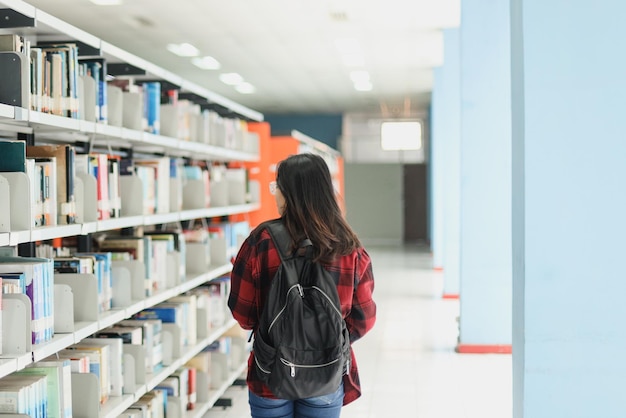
457, 0, 512, 349
512, 1, 626, 416
437, 28, 461, 296
430, 67, 445, 270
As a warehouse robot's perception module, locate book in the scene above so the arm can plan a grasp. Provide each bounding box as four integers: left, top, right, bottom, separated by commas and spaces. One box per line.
169, 295, 197, 346
74, 252, 112, 312
81, 337, 124, 397
0, 140, 26, 173
16, 363, 64, 418
142, 81, 161, 134
108, 156, 121, 218
30, 47, 44, 112
29, 359, 72, 418
78, 57, 107, 123
186, 367, 197, 410
36, 42, 79, 119
134, 158, 170, 214
0, 374, 47, 416
27, 145, 77, 224
48, 352, 90, 374
145, 230, 186, 283
65, 343, 110, 404
53, 257, 91, 274
98, 236, 154, 296
0, 256, 54, 344
34, 157, 58, 227
0, 34, 24, 52
97, 325, 143, 345
119, 318, 163, 372
88, 154, 110, 220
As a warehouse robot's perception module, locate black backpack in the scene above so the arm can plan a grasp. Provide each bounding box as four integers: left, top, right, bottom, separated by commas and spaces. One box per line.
252, 220, 351, 400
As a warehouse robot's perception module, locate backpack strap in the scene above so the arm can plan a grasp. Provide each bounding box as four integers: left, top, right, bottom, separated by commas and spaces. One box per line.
265, 220, 313, 262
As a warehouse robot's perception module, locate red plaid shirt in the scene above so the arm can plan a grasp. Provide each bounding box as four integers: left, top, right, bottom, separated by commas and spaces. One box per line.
228, 220, 376, 405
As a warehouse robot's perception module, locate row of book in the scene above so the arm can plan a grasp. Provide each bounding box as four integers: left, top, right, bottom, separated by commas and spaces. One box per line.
0, 140, 254, 229
0, 34, 259, 152
0, 219, 246, 348
0, 334, 245, 417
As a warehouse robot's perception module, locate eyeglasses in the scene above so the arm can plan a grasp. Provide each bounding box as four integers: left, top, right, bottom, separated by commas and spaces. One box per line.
269, 181, 278, 195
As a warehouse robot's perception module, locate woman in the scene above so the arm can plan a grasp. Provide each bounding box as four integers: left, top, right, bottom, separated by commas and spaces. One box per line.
229, 153, 376, 418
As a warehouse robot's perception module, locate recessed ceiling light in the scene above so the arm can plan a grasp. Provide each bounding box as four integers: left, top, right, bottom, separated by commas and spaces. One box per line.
235, 82, 256, 94
166, 42, 200, 57
90, 0, 122, 4
219, 73, 244, 86
191, 56, 221, 70
354, 81, 373, 92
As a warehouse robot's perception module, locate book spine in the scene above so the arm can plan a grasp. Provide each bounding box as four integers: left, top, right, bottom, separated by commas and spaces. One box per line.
143, 82, 161, 135
64, 145, 76, 224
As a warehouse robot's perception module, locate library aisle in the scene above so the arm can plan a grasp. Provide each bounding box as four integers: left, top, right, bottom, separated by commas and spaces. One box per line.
204, 245, 512, 418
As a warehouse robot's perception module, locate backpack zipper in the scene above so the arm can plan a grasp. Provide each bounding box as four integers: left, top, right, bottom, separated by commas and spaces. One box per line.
310, 286, 343, 317
268, 284, 303, 333
255, 356, 271, 374
280, 357, 341, 377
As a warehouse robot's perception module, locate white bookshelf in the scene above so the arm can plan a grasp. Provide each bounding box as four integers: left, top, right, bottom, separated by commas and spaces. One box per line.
2, 106, 261, 162
0, 0, 260, 414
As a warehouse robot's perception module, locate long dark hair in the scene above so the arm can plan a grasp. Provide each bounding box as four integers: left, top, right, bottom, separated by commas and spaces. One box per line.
276, 153, 361, 263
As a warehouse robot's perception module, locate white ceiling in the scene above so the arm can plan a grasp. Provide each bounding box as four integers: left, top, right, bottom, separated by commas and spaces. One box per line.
23, 0, 460, 118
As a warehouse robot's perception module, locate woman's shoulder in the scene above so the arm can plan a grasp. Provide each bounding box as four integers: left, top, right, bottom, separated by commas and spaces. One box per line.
247, 218, 282, 245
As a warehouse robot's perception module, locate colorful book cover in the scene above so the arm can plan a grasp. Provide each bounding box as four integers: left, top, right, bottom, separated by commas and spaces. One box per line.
0, 140, 26, 173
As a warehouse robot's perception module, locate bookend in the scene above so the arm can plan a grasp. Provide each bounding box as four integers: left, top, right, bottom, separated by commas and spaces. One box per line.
196, 307, 210, 339
121, 352, 137, 394
53, 283, 74, 333
1, 293, 32, 355
182, 179, 207, 210
0, 51, 29, 107
71, 372, 100, 417
186, 243, 211, 275
210, 236, 228, 265
0, 175, 10, 232
122, 344, 146, 389
76, 172, 98, 223
166, 396, 184, 418
120, 176, 144, 216
111, 260, 146, 304
110, 264, 133, 308
161, 323, 182, 366
53, 273, 99, 326
0, 172, 31, 231
166, 252, 180, 288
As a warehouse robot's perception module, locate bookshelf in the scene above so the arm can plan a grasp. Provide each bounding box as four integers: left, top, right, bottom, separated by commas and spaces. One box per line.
0, 0, 258, 415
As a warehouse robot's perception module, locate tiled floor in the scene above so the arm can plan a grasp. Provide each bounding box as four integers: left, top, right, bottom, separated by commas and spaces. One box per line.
205, 245, 512, 418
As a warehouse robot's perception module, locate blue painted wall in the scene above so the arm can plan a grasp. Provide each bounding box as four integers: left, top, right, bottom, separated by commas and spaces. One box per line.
265, 114, 342, 150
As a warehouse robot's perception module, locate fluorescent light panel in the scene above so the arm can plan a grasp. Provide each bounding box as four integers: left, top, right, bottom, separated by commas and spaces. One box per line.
353, 80, 373, 91
192, 56, 221, 70
235, 82, 256, 94
166, 42, 199, 57
219, 73, 244, 86
381, 121, 422, 150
